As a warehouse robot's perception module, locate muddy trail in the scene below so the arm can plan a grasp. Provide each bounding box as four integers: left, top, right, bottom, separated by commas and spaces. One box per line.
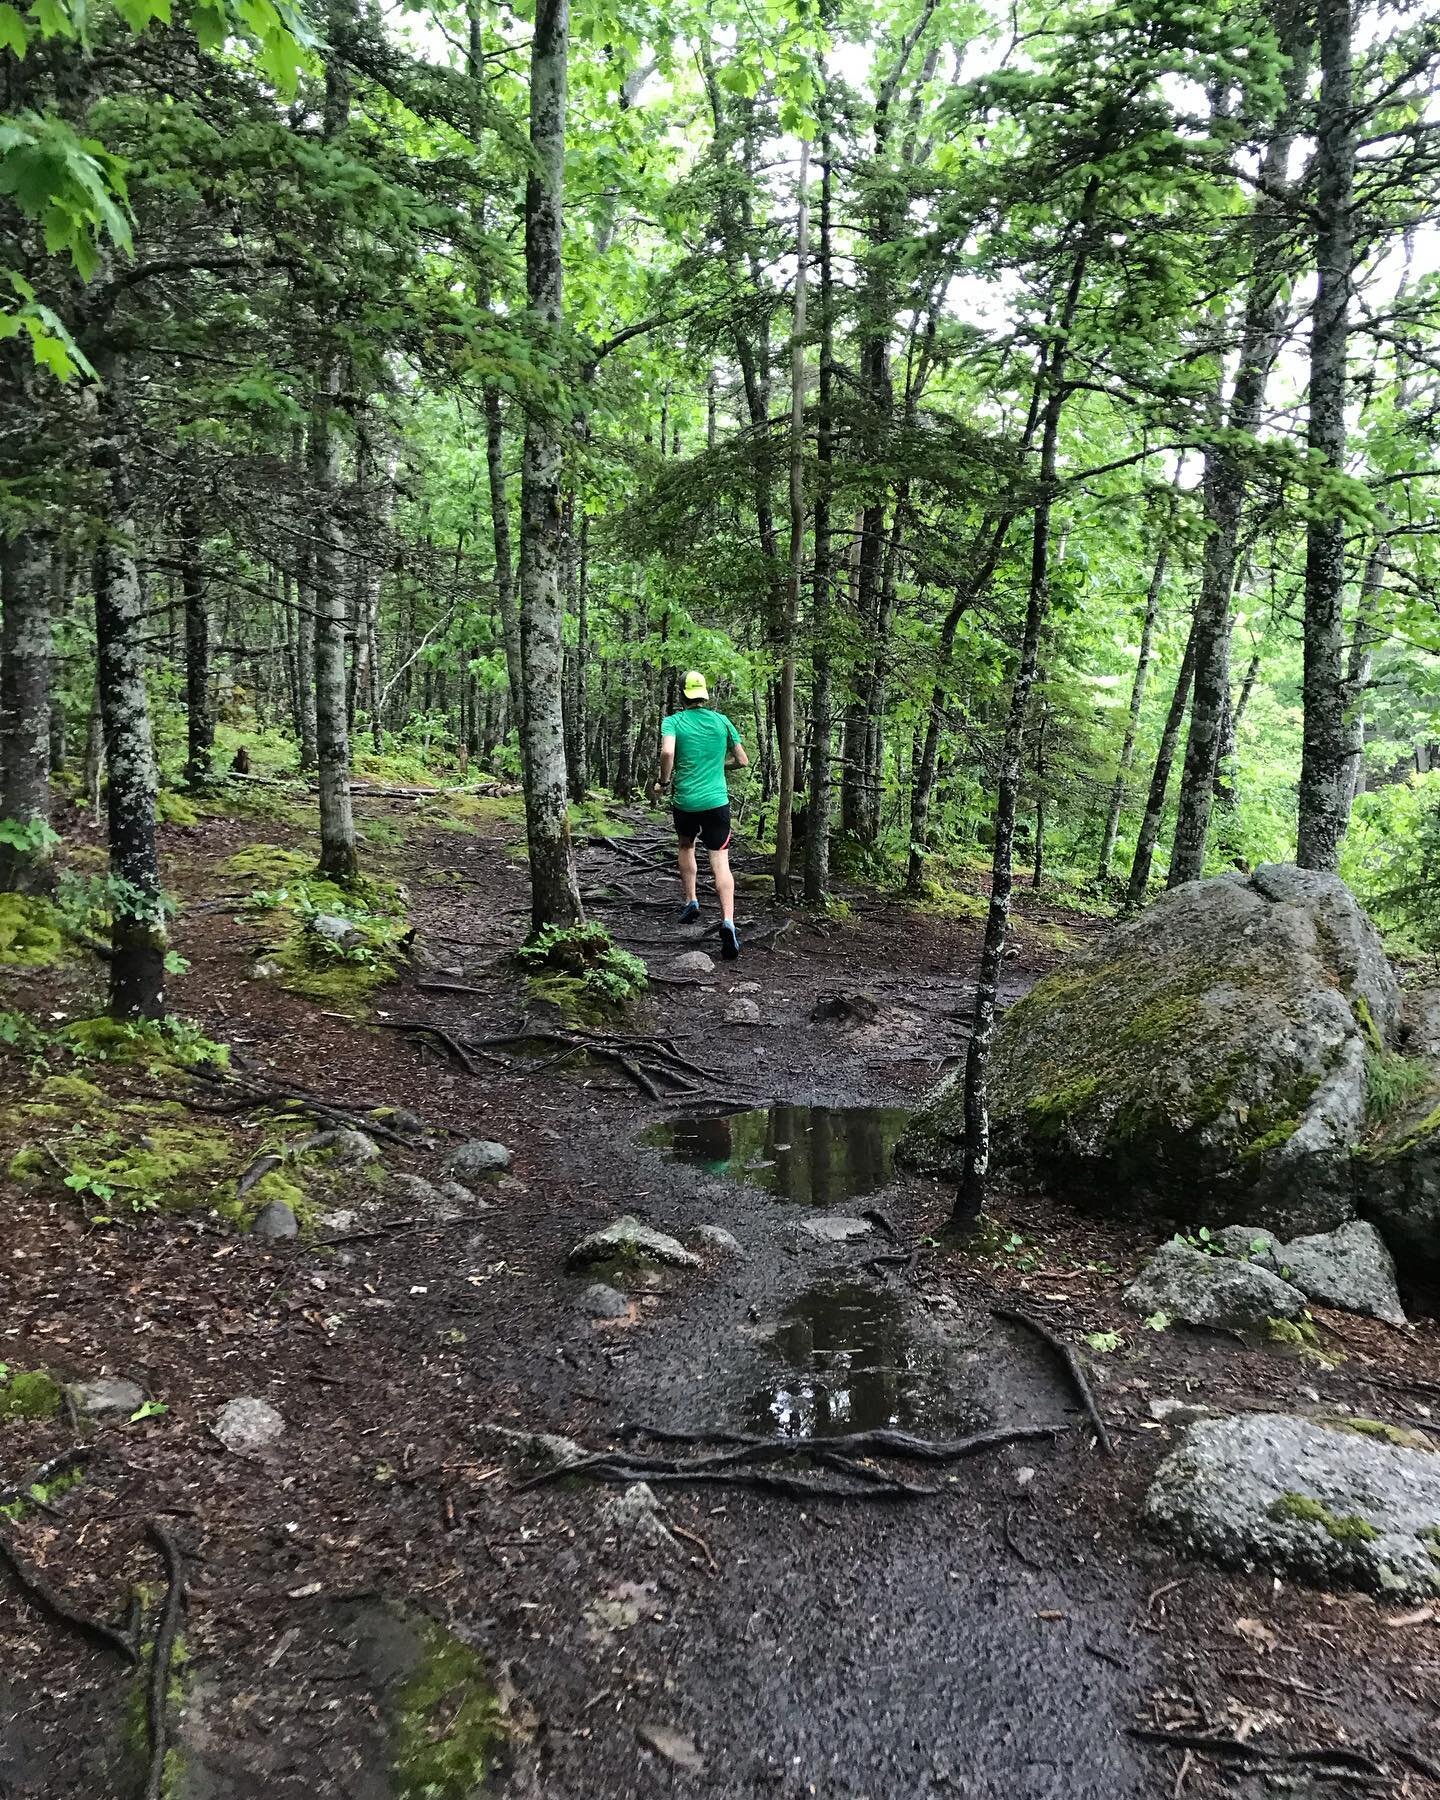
3, 794, 1440, 1800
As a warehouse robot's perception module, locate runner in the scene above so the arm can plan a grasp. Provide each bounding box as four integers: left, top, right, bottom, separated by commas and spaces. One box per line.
650, 671, 749, 959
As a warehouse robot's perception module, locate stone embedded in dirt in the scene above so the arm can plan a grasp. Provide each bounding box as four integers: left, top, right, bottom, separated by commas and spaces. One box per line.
812, 990, 881, 1026
689, 1224, 744, 1257
723, 997, 762, 1026
637, 1723, 706, 1775
251, 1198, 298, 1240
307, 912, 366, 952
567, 1215, 701, 1270
730, 981, 762, 996
478, 1423, 587, 1469
1124, 1238, 1306, 1331
214, 1396, 285, 1453
602, 1483, 680, 1550
1145, 1412, 1440, 1598
291, 1127, 380, 1167
798, 1215, 875, 1244
319, 1208, 356, 1232
902, 864, 1402, 1238
1275, 1220, 1406, 1328
69, 1375, 145, 1418
670, 950, 716, 976
251, 958, 284, 981
367, 1105, 430, 1142
444, 1139, 512, 1181
439, 1178, 485, 1210
577, 1283, 631, 1318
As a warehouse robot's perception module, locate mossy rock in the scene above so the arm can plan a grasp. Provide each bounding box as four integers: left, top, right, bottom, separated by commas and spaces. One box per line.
1361, 1088, 1440, 1285
902, 865, 1400, 1237
0, 1367, 64, 1421
0, 894, 66, 968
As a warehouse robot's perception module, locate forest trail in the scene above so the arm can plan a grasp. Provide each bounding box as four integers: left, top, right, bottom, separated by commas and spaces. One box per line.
4, 791, 1440, 1799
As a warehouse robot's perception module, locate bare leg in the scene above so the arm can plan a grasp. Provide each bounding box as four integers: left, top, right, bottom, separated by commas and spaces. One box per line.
677, 840, 698, 902
709, 844, 735, 921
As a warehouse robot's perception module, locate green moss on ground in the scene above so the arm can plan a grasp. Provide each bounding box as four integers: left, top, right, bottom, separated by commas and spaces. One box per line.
0, 1458, 83, 1521
517, 923, 647, 1023
0, 1367, 64, 1421
569, 796, 633, 839
391, 1619, 504, 1800
223, 844, 316, 887
59, 1016, 230, 1073
0, 894, 66, 968
155, 790, 201, 826
1268, 1491, 1381, 1544
1319, 1416, 1434, 1451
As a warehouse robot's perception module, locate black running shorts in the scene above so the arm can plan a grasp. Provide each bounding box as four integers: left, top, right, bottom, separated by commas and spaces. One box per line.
673, 804, 732, 851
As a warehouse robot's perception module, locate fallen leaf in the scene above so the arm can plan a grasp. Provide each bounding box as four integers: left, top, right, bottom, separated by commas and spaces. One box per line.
1035, 1610, 1067, 1622
638, 1723, 706, 1774
1230, 1616, 1280, 1653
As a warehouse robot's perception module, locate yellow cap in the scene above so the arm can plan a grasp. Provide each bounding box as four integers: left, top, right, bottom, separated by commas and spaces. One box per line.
682, 670, 709, 701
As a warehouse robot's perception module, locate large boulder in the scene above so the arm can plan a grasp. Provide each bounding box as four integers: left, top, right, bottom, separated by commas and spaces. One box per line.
902, 865, 1401, 1236
1123, 1238, 1307, 1331
1146, 1412, 1440, 1598
1362, 1092, 1440, 1289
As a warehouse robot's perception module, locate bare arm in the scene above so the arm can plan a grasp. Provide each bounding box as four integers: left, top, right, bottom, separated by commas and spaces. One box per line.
651, 735, 676, 802
727, 741, 749, 769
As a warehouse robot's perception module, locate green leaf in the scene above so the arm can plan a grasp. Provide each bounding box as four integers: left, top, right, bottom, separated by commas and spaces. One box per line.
0, 4, 27, 54
129, 1399, 168, 1422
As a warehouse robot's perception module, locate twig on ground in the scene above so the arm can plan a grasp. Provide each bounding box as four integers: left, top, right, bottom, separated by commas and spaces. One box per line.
992, 1307, 1114, 1455
144, 1522, 187, 1800
1391, 1738, 1440, 1783
1003, 1504, 1044, 1567
318, 1212, 492, 1247
668, 1520, 719, 1574
372, 1019, 479, 1075
0, 1524, 137, 1661
414, 979, 500, 997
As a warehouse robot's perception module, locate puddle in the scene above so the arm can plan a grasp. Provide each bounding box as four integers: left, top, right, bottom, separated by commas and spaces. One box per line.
742, 1281, 983, 1438
643, 1104, 911, 1205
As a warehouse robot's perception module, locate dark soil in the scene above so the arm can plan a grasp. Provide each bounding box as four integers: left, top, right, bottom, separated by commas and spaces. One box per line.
2, 789, 1438, 1800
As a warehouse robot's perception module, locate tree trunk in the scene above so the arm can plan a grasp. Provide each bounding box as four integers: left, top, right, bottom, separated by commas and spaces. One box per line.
1126, 613, 1199, 909
957, 182, 1096, 1222
1342, 541, 1384, 806
804, 134, 835, 908
1097, 529, 1169, 882
518, 0, 583, 932
47, 544, 69, 777
311, 365, 357, 882
292, 420, 319, 772
774, 141, 809, 902
82, 677, 103, 819
1032, 686, 1049, 891
0, 529, 55, 893
180, 505, 213, 791
484, 385, 523, 734
1297, 0, 1355, 871
91, 355, 166, 1018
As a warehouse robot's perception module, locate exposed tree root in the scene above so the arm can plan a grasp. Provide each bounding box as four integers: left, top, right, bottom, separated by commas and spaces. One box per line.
992, 1306, 1115, 1455
0, 1522, 138, 1661
143, 1521, 187, 1800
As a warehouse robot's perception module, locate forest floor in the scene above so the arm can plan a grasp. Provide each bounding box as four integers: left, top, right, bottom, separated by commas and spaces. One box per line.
2, 779, 1440, 1800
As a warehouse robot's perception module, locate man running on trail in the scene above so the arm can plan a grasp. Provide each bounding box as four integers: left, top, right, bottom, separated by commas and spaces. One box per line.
650, 671, 749, 960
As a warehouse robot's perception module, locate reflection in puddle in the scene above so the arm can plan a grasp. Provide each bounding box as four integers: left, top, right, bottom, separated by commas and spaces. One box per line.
743, 1281, 974, 1438
644, 1104, 911, 1205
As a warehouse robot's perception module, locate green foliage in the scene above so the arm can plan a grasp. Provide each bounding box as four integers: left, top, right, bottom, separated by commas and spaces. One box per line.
1344, 776, 1440, 957
60, 1015, 230, 1072
518, 923, 648, 1018
0, 893, 65, 967
1365, 1051, 1435, 1125
390, 1619, 503, 1800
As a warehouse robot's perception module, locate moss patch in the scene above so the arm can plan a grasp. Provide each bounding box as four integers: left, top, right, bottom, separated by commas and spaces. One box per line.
222, 843, 315, 887
517, 923, 647, 1021
391, 1618, 504, 1799
59, 1016, 230, 1074
1364, 1050, 1434, 1125
0, 894, 66, 968
156, 790, 201, 826
0, 1367, 64, 1421
1268, 1491, 1381, 1544
1319, 1415, 1435, 1452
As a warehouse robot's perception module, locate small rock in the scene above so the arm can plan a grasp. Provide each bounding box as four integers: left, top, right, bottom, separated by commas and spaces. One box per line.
251, 959, 283, 981
1124, 1238, 1307, 1331
444, 1139, 512, 1181
1214, 1225, 1281, 1267
1014, 1466, 1036, 1489
730, 981, 762, 995
670, 950, 715, 976
477, 1424, 587, 1469
214, 1397, 284, 1453
251, 1199, 298, 1240
637, 1723, 706, 1775
367, 1106, 430, 1142
689, 1224, 744, 1257
1276, 1220, 1406, 1328
319, 1208, 356, 1232
290, 1128, 380, 1167
722, 998, 762, 1026
386, 1172, 447, 1207
799, 1215, 874, 1243
578, 1283, 631, 1319
602, 1483, 679, 1549
568, 1215, 701, 1270
69, 1376, 145, 1418
1145, 1411, 1440, 1598
1149, 1396, 1218, 1428
439, 1178, 485, 1210
307, 912, 366, 951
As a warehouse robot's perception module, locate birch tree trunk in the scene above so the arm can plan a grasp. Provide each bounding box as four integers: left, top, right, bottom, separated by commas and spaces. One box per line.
0, 528, 56, 893
91, 353, 167, 1018
484, 387, 523, 734
311, 364, 357, 882
1297, 0, 1356, 871
292, 422, 318, 771
774, 141, 809, 902
517, 0, 583, 932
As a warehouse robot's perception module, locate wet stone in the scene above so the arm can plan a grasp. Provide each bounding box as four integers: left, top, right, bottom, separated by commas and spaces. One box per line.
799, 1215, 874, 1243
689, 1224, 744, 1257
670, 950, 716, 976
643, 1103, 911, 1206
723, 998, 763, 1026
251, 1199, 298, 1240
69, 1375, 144, 1418
568, 1215, 701, 1270
291, 1127, 380, 1167
444, 1140, 511, 1181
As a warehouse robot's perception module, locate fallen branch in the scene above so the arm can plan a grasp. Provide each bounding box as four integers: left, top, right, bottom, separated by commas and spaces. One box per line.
372, 1019, 479, 1075
414, 979, 498, 997
992, 1307, 1114, 1456
0, 1523, 137, 1661
143, 1522, 187, 1800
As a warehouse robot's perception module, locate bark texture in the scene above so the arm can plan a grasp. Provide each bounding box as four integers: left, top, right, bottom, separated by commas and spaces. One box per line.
0, 529, 56, 892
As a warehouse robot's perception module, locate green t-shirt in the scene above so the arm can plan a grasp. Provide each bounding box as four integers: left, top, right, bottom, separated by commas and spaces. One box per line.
662, 707, 741, 812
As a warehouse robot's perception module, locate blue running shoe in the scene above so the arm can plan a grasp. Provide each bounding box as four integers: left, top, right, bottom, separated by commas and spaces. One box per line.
719, 920, 741, 961
678, 899, 701, 924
